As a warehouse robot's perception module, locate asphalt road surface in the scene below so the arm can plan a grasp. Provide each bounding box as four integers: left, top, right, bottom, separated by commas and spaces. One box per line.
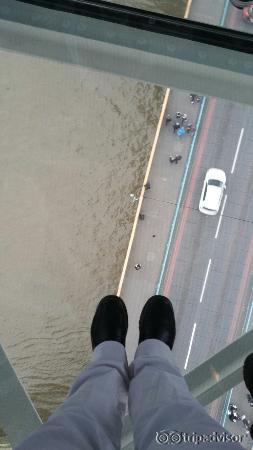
158, 1, 253, 446
163, 97, 253, 373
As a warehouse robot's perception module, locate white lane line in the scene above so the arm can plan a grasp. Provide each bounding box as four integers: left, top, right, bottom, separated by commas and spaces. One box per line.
184, 322, 197, 370
199, 258, 212, 303
215, 194, 228, 239
231, 128, 244, 174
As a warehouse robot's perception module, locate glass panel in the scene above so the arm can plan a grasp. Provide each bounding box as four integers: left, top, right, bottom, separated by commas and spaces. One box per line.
0, 0, 253, 446
0, 1, 164, 427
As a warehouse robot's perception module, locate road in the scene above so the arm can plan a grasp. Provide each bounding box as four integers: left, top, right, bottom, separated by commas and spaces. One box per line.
157, 1, 253, 445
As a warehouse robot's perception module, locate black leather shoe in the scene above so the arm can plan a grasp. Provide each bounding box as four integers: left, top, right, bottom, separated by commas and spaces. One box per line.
243, 353, 253, 397
138, 295, 176, 350
91, 295, 128, 350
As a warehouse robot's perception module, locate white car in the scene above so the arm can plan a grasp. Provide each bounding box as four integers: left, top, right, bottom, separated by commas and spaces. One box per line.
199, 168, 226, 215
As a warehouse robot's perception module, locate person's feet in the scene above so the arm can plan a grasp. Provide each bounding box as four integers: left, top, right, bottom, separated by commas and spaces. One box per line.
91, 295, 128, 350
138, 295, 176, 350
243, 353, 253, 398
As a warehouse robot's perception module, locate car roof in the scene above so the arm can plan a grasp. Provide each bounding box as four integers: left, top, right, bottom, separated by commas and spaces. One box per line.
204, 185, 222, 211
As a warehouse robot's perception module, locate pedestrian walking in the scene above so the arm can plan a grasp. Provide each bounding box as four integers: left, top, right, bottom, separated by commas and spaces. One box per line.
144, 181, 150, 190
169, 155, 182, 164
241, 415, 250, 434
173, 122, 180, 133
181, 113, 188, 124
228, 410, 240, 423
228, 404, 240, 423
190, 94, 196, 104
190, 94, 201, 104
186, 123, 193, 134
176, 112, 181, 119
177, 127, 186, 137
134, 263, 142, 270
165, 114, 172, 126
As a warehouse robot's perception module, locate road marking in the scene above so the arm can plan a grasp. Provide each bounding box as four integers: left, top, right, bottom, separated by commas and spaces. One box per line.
215, 194, 227, 239
199, 259, 212, 303
231, 128, 244, 174
184, 322, 197, 370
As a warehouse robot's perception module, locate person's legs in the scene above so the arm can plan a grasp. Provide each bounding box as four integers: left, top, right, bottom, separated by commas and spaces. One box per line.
128, 295, 244, 449
15, 295, 129, 450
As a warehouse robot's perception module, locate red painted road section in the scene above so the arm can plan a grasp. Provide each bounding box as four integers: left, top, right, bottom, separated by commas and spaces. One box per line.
162, 98, 217, 297
227, 235, 253, 344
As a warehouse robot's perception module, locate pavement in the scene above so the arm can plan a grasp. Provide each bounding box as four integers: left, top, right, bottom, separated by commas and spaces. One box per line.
120, 88, 202, 363
119, 1, 253, 448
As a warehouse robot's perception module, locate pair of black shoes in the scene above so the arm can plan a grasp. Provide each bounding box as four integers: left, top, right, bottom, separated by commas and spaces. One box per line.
91, 295, 176, 351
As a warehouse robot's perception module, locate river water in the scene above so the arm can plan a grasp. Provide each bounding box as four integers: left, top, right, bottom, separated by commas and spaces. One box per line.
0, 0, 186, 428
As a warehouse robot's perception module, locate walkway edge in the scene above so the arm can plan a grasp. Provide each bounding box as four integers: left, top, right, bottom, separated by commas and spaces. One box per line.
184, 0, 193, 19
117, 0, 192, 297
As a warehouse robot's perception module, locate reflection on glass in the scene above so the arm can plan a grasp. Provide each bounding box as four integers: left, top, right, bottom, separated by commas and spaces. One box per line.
103, 0, 188, 17
0, 427, 11, 449
104, 0, 253, 32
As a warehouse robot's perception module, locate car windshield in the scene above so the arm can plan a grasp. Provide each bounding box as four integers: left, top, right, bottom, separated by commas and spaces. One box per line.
208, 179, 223, 187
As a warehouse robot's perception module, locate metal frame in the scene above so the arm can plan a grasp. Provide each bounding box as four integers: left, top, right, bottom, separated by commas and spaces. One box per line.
0, 345, 41, 448
0, 0, 252, 105
16, 0, 253, 54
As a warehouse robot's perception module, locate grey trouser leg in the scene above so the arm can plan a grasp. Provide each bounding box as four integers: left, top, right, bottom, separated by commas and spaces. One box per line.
128, 339, 244, 449
15, 341, 129, 450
